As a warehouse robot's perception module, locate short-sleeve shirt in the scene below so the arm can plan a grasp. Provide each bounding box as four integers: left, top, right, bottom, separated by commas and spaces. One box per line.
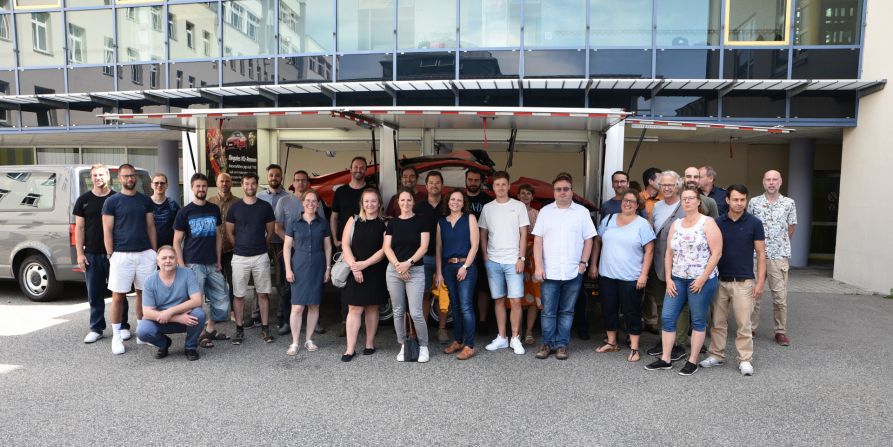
466, 192, 493, 219
386, 214, 428, 262
414, 197, 445, 257
174, 201, 222, 265
332, 184, 366, 242
258, 188, 290, 243
73, 190, 117, 254
716, 212, 765, 279
102, 192, 154, 252
285, 215, 331, 257
142, 267, 201, 311
226, 199, 275, 257
478, 198, 530, 264
747, 194, 797, 259
208, 193, 241, 253
599, 198, 647, 221
531, 202, 598, 281
597, 215, 656, 281
152, 198, 180, 248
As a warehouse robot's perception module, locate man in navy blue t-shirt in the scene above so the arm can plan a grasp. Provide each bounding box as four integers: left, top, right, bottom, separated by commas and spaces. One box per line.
700, 184, 766, 377
101, 163, 157, 355
174, 173, 230, 348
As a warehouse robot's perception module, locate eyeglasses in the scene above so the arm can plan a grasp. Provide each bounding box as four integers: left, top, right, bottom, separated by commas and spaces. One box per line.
681, 196, 699, 202
553, 187, 571, 192
621, 199, 638, 204
152, 181, 167, 186
659, 183, 675, 188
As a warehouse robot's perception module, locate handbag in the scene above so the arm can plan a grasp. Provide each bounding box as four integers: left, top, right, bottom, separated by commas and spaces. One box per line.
330, 215, 358, 288
404, 313, 420, 362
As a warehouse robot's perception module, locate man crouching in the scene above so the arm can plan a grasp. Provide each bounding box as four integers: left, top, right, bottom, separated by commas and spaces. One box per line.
137, 245, 207, 361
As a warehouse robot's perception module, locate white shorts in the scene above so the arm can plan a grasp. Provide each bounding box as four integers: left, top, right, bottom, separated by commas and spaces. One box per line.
108, 249, 157, 293
232, 253, 272, 297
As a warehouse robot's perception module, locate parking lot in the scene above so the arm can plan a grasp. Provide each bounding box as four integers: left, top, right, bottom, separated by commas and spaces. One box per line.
1, 270, 891, 446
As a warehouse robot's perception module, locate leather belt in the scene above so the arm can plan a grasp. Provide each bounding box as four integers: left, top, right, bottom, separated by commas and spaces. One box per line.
446, 257, 467, 264
719, 276, 750, 282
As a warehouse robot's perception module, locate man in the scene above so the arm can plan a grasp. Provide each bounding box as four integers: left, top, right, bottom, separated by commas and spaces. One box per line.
683, 166, 719, 218
208, 173, 241, 317
137, 246, 206, 361
479, 171, 530, 355
639, 167, 662, 220
149, 172, 180, 247
465, 168, 494, 333
643, 171, 689, 360
600, 170, 647, 220
331, 156, 368, 336
226, 173, 276, 345
414, 171, 449, 342
532, 173, 596, 360
748, 170, 797, 346
386, 166, 423, 217
699, 165, 728, 216
173, 173, 230, 348
102, 163, 157, 355
75, 164, 124, 344
700, 184, 766, 376
257, 164, 290, 334
274, 170, 324, 335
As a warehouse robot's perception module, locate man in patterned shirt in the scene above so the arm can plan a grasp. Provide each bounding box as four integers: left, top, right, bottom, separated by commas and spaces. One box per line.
747, 170, 797, 346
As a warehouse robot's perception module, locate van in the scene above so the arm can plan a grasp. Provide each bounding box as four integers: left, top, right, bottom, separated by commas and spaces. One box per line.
0, 165, 153, 301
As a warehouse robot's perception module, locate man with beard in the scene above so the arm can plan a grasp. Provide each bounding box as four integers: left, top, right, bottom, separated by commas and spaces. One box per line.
173, 173, 230, 348
137, 246, 206, 361
226, 173, 276, 345
330, 157, 369, 337
208, 173, 241, 316
465, 169, 494, 334
683, 167, 719, 218
258, 164, 290, 332
75, 163, 125, 344
102, 164, 157, 355
387, 166, 424, 218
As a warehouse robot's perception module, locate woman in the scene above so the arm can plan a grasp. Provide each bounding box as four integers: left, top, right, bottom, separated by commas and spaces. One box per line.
646, 187, 722, 375
592, 189, 655, 362
384, 187, 431, 363
283, 189, 332, 356
517, 184, 542, 345
340, 188, 388, 362
435, 190, 479, 360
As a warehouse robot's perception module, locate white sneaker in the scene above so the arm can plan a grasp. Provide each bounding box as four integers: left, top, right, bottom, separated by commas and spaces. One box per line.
510, 336, 526, 355
418, 346, 430, 363
396, 344, 405, 362
83, 331, 103, 344
699, 357, 724, 368
739, 361, 754, 376
119, 329, 132, 341
136, 337, 147, 345
111, 335, 125, 355
485, 335, 509, 351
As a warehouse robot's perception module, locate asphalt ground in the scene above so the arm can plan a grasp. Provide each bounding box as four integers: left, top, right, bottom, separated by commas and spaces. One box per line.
1, 277, 892, 446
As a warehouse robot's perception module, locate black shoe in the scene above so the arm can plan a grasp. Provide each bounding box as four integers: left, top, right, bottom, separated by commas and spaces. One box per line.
154, 335, 172, 359
231, 326, 244, 345
678, 361, 698, 376
362, 348, 376, 355
670, 345, 687, 362
277, 324, 291, 336
645, 359, 673, 370
646, 343, 663, 357
261, 326, 274, 343
341, 352, 356, 362
185, 349, 200, 361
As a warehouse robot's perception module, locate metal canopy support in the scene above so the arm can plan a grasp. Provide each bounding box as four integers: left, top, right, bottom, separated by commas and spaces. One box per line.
181, 131, 199, 204
602, 122, 625, 205
421, 128, 434, 155
379, 124, 398, 206
584, 131, 602, 205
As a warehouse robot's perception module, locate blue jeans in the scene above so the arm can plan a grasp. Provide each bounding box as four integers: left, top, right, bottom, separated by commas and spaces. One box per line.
136, 308, 207, 350
662, 276, 719, 332
84, 253, 128, 332
442, 262, 477, 347
540, 274, 584, 348
188, 263, 230, 322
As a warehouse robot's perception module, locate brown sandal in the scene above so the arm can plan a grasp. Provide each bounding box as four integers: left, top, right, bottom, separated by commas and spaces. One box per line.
595, 342, 620, 353
627, 348, 640, 362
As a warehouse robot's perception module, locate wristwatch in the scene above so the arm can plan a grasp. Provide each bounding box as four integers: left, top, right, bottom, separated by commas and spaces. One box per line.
408, 258, 416, 266
460, 264, 469, 269
579, 261, 589, 268
518, 256, 526, 262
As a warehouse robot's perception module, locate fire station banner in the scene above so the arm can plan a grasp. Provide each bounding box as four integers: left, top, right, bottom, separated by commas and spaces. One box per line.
206, 127, 258, 185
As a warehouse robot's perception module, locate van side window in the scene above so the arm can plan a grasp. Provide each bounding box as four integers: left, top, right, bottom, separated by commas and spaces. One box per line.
0, 172, 56, 211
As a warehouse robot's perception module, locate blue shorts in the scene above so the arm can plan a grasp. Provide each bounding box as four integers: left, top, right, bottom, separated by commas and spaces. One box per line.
485, 259, 525, 299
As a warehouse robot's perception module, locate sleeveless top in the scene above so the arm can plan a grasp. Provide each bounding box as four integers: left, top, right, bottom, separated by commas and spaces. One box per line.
438, 213, 471, 260
670, 215, 717, 280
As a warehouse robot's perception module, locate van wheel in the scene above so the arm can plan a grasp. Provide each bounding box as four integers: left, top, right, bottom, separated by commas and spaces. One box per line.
18, 254, 63, 302
378, 302, 393, 322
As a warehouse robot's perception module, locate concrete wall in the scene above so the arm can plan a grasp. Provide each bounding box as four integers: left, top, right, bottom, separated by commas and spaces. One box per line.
836, 0, 893, 294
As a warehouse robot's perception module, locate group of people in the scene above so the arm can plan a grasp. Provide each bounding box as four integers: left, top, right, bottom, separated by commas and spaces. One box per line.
75, 159, 797, 376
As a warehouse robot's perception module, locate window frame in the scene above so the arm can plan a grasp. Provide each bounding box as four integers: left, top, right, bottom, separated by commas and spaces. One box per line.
724, 0, 792, 46
30, 12, 50, 54
67, 22, 86, 64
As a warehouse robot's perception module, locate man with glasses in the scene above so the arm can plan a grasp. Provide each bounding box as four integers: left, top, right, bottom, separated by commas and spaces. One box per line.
683, 166, 719, 218
150, 173, 180, 248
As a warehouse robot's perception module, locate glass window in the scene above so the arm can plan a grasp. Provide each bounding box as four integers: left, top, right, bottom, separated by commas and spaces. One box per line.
590, 0, 652, 47
396, 51, 455, 80
1, 15, 13, 68
169, 3, 219, 60
1, 0, 10, 10
590, 49, 652, 78
279, 0, 333, 53
68, 66, 115, 93
458, 89, 518, 106
723, 49, 788, 79
0, 148, 34, 165
14, 0, 61, 8
223, 0, 275, 57
336, 53, 392, 81
398, 0, 456, 50
524, 0, 585, 48
277, 55, 333, 83
790, 92, 855, 119
524, 89, 584, 107
117, 7, 165, 62
791, 48, 858, 79
656, 0, 721, 46
222, 57, 273, 85
128, 148, 158, 174
66, 10, 113, 66
524, 49, 585, 78
82, 148, 126, 166
656, 49, 720, 79
725, 0, 791, 45
722, 92, 785, 118
460, 0, 521, 48
588, 91, 651, 115
17, 12, 64, 67
654, 94, 718, 117
459, 50, 519, 79
36, 148, 78, 164
65, 0, 110, 6
118, 62, 162, 90
794, 0, 861, 45
0, 170, 57, 211
337, 0, 393, 52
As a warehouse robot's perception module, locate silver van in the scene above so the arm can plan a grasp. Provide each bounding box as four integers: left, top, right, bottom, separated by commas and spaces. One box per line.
0, 165, 152, 301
